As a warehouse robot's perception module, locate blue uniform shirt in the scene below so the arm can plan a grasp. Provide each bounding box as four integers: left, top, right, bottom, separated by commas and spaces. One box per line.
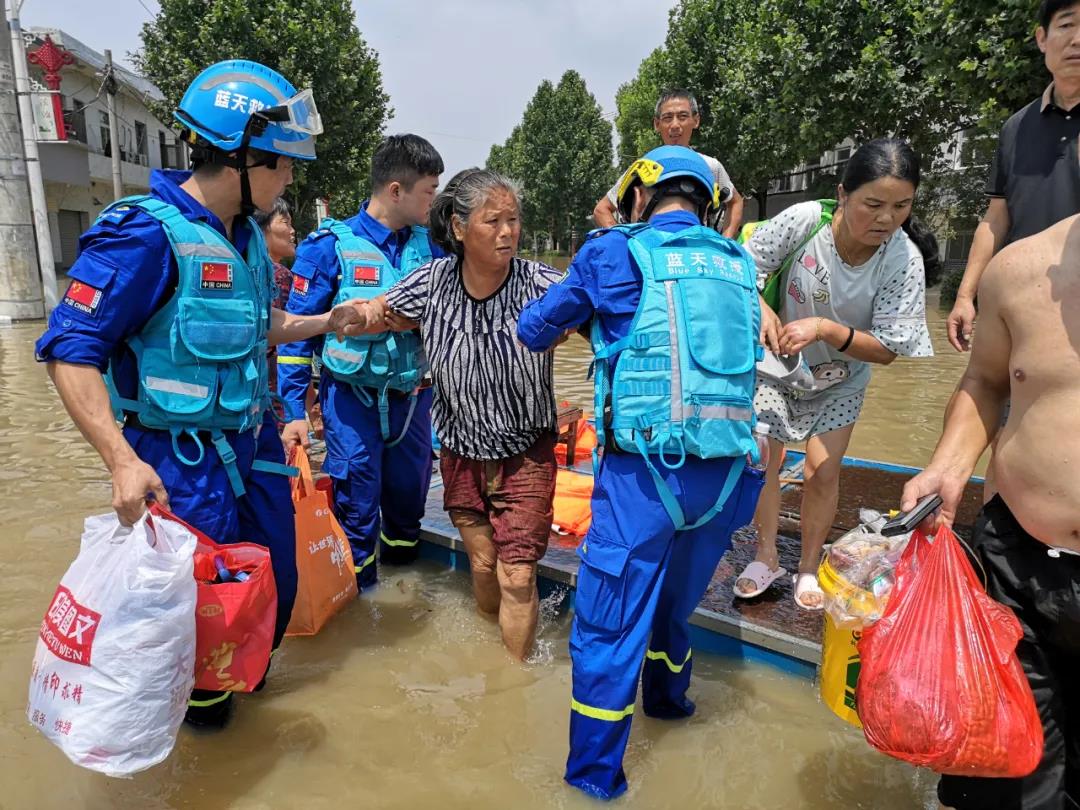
35, 169, 255, 403
277, 201, 445, 421
517, 210, 702, 353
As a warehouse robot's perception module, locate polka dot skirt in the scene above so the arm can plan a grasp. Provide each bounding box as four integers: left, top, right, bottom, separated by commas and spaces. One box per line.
754, 378, 865, 443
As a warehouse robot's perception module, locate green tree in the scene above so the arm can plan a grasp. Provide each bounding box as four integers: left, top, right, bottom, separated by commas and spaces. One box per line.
618, 0, 1044, 233
487, 70, 614, 251
136, 0, 390, 229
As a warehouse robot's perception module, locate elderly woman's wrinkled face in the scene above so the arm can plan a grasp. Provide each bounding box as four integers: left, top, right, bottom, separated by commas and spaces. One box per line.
455, 188, 521, 270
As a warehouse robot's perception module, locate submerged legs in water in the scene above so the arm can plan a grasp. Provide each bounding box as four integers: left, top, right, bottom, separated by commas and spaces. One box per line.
496, 560, 539, 660
458, 523, 539, 659
459, 523, 502, 619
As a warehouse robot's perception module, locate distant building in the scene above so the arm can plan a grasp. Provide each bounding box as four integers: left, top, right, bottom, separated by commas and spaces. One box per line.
25, 27, 186, 273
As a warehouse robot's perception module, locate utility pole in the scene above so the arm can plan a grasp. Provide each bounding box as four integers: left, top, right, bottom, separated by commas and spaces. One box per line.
104, 49, 122, 200
0, 3, 45, 320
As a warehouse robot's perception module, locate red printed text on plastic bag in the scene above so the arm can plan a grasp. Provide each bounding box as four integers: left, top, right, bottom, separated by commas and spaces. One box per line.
40, 586, 101, 666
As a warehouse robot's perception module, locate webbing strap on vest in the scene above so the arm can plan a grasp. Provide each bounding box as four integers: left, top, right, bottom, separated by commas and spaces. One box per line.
383, 389, 419, 448
631, 430, 745, 532
210, 430, 246, 497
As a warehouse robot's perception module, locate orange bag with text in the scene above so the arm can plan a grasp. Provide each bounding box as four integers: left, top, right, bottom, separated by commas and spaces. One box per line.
286, 448, 358, 636
856, 526, 1043, 777
150, 505, 277, 693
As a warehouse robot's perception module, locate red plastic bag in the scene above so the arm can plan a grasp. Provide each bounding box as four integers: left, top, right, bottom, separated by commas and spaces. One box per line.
150, 505, 277, 693
856, 525, 1043, 777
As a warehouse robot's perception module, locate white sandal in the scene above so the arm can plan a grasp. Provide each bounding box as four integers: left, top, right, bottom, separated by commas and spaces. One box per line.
792, 572, 824, 611
734, 560, 788, 599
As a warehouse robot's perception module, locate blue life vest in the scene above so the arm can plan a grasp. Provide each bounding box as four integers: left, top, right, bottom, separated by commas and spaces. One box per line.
318, 218, 432, 445
104, 195, 294, 496
591, 223, 763, 530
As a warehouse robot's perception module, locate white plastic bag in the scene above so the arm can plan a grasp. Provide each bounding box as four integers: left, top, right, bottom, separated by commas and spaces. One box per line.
27, 511, 198, 777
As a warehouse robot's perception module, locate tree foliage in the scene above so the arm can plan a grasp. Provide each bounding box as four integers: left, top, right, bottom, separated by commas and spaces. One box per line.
487, 70, 614, 252
136, 0, 390, 229
615, 0, 1044, 230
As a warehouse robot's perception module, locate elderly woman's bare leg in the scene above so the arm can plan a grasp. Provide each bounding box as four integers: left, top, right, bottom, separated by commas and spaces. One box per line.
458, 524, 501, 620
797, 424, 856, 607
496, 560, 539, 660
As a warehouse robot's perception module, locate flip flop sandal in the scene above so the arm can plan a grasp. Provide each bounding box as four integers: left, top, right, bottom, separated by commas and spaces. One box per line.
734, 560, 788, 599
793, 572, 825, 611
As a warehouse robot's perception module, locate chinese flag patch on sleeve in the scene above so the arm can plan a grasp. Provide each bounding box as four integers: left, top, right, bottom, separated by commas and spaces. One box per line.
292, 275, 309, 296
200, 261, 233, 290
63, 281, 103, 316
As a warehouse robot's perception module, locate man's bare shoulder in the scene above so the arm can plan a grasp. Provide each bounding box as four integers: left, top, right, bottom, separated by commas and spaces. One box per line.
984, 214, 1080, 293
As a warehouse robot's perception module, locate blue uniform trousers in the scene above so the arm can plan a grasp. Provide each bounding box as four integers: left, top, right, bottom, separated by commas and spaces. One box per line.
566, 453, 763, 800
124, 411, 298, 709
320, 375, 433, 588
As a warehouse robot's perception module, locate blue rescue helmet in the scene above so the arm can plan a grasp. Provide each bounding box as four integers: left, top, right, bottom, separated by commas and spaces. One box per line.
616, 144, 719, 223
175, 60, 321, 162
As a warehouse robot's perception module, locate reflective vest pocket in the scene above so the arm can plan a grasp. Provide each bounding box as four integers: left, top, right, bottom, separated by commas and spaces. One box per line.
141, 347, 218, 418
685, 394, 753, 457
219, 358, 262, 414
322, 337, 371, 378
177, 299, 257, 362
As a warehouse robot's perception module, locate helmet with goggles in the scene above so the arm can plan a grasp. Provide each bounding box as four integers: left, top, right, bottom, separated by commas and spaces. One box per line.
175, 60, 322, 214
616, 145, 719, 224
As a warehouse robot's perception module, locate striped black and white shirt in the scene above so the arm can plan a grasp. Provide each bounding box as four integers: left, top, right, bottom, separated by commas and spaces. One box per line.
385, 255, 562, 460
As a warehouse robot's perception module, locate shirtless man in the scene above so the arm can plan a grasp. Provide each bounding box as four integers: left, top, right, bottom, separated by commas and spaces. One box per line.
902, 215, 1080, 810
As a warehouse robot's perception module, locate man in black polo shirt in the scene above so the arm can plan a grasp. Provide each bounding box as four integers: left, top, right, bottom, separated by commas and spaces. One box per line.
947, 0, 1080, 352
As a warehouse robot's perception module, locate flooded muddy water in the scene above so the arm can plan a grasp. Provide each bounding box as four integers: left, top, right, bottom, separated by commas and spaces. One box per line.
0, 293, 968, 808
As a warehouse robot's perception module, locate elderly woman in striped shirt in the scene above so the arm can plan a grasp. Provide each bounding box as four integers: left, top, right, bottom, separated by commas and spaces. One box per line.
330, 168, 564, 660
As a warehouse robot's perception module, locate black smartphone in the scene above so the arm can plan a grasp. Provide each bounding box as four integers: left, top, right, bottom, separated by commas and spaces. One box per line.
880, 494, 942, 537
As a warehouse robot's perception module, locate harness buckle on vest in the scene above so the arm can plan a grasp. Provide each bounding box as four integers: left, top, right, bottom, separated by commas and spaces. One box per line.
209, 429, 246, 497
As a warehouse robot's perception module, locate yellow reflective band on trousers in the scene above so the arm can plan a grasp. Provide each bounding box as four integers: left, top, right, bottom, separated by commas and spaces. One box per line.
188, 691, 232, 708
380, 531, 418, 548
645, 648, 692, 674
570, 698, 635, 722
354, 553, 376, 573
277, 356, 312, 365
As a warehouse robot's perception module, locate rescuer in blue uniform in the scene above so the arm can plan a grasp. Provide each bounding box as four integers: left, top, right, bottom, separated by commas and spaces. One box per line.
36, 60, 343, 728
278, 135, 445, 589
518, 146, 766, 799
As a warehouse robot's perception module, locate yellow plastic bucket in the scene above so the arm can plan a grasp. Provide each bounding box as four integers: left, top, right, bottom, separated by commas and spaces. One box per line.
820, 613, 862, 728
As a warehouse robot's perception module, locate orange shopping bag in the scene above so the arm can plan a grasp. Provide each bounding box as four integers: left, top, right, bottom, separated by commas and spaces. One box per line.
286, 448, 358, 636
149, 504, 277, 693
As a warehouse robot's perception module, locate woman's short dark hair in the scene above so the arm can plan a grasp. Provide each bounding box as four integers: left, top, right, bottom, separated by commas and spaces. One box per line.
841, 138, 941, 285
253, 196, 290, 231
371, 134, 445, 192
429, 168, 522, 257
1039, 0, 1080, 29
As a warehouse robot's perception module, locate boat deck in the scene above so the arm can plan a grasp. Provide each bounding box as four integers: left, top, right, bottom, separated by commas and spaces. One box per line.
415, 452, 986, 678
